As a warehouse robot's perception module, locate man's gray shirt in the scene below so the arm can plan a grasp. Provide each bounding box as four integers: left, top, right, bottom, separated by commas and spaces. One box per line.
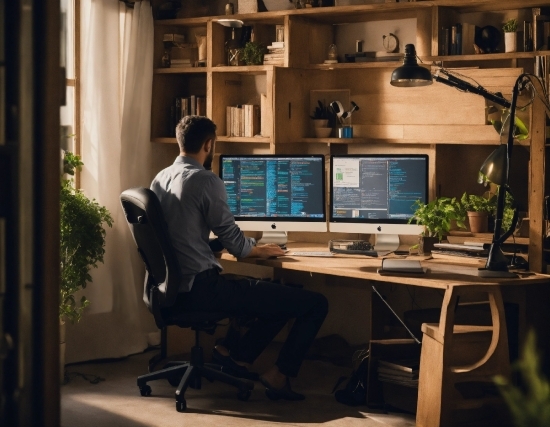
151, 156, 255, 292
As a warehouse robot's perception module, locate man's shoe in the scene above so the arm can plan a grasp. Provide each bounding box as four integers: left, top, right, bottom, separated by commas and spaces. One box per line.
260, 377, 306, 401
212, 348, 259, 381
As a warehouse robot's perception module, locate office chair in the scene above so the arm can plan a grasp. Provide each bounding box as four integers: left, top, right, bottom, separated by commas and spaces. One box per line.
120, 187, 254, 412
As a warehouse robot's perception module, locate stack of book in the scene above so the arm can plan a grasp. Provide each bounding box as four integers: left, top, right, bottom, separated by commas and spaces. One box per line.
439, 23, 479, 56
170, 58, 193, 68
377, 358, 419, 388
263, 41, 285, 66
226, 104, 260, 137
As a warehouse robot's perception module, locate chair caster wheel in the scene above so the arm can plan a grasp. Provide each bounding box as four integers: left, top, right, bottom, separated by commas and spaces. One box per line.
139, 385, 152, 396
176, 400, 187, 412
237, 389, 251, 401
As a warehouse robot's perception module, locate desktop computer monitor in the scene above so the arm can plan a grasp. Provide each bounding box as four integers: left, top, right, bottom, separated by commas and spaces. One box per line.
329, 154, 429, 251
219, 155, 327, 244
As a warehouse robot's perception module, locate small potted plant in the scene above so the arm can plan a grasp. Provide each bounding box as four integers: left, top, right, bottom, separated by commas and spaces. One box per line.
460, 192, 496, 233
241, 40, 265, 65
60, 151, 113, 380
310, 99, 332, 137
503, 18, 518, 53
409, 197, 465, 255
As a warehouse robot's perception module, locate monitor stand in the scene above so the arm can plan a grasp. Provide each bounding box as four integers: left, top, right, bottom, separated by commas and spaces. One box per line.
374, 234, 400, 253
258, 231, 288, 245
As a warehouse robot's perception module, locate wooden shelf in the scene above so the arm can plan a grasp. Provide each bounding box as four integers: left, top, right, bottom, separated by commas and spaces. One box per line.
211, 65, 275, 73
427, 51, 550, 63
217, 136, 271, 144
154, 67, 207, 74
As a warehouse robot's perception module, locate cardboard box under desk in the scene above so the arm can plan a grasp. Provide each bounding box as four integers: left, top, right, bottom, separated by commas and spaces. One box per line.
367, 339, 420, 411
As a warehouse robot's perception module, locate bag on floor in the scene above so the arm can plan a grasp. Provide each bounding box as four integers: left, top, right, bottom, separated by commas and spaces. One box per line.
331, 351, 368, 406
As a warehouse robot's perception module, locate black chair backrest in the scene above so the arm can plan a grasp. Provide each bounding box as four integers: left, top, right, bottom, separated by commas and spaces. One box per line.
120, 187, 182, 328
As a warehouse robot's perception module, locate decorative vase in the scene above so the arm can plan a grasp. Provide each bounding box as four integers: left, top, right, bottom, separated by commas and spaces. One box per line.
312, 119, 329, 128
314, 127, 332, 138
60, 319, 66, 383
418, 235, 439, 255
467, 211, 488, 233
504, 32, 517, 53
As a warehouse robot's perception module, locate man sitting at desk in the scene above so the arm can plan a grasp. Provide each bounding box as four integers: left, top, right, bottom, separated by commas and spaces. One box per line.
151, 115, 329, 401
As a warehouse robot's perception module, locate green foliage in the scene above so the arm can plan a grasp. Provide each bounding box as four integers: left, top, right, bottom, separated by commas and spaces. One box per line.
409, 197, 465, 240
60, 152, 113, 323
310, 100, 331, 120
490, 109, 529, 141
241, 41, 265, 65
495, 330, 550, 427
502, 18, 518, 33
460, 192, 496, 214
502, 190, 515, 232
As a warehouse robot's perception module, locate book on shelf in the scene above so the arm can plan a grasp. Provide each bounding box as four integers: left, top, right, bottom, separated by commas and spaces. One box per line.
269, 41, 284, 49
226, 104, 260, 137
266, 47, 285, 53
378, 358, 420, 374
260, 93, 270, 137
378, 366, 418, 379
264, 53, 284, 59
163, 33, 185, 43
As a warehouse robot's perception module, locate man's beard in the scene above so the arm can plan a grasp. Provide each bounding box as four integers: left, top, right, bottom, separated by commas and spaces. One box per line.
203, 145, 214, 170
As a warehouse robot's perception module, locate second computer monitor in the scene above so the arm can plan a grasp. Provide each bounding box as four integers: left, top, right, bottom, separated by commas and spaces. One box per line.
219, 155, 327, 244
329, 154, 429, 251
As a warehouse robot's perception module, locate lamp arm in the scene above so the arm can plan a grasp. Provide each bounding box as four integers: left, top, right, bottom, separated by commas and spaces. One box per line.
432, 68, 511, 108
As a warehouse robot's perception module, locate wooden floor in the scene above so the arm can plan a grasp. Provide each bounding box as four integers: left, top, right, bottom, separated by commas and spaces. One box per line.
61, 349, 417, 427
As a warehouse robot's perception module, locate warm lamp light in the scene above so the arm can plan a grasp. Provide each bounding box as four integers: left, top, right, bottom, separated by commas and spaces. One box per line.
390, 47, 550, 277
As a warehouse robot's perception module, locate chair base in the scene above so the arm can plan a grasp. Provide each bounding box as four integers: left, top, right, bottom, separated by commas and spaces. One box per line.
137, 344, 254, 412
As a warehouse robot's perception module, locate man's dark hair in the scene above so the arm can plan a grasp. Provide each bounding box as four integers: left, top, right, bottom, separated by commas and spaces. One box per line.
175, 115, 217, 153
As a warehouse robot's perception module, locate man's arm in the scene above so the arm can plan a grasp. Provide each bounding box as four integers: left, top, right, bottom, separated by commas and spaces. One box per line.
247, 244, 286, 258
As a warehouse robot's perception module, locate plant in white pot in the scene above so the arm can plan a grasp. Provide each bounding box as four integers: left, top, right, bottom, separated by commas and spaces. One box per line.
460, 192, 496, 233
409, 197, 465, 255
60, 151, 113, 381
503, 18, 518, 53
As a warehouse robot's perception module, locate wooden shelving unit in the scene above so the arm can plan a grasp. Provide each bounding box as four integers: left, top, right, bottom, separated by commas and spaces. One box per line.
150, 0, 549, 272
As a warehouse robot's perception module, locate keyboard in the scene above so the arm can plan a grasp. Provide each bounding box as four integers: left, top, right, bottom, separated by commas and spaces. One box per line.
288, 251, 334, 257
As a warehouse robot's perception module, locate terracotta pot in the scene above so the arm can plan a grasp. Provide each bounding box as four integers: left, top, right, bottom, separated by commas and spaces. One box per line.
467, 211, 488, 233
418, 235, 439, 255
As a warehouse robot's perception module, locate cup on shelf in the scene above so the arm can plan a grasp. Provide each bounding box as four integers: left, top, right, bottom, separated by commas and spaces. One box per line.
338, 125, 353, 138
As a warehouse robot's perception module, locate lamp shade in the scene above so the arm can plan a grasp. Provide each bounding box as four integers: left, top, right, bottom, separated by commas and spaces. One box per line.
479, 144, 507, 186
390, 44, 433, 87
217, 18, 244, 28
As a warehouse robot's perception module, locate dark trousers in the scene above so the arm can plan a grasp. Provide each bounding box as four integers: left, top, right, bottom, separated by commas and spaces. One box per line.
168, 269, 329, 377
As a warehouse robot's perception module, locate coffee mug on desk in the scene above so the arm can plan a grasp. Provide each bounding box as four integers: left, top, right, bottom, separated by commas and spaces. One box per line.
338, 125, 353, 138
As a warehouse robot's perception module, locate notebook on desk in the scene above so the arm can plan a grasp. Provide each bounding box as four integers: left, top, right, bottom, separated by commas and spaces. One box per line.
377, 258, 427, 276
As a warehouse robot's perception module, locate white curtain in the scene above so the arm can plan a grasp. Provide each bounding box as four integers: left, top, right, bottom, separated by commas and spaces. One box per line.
66, 0, 157, 363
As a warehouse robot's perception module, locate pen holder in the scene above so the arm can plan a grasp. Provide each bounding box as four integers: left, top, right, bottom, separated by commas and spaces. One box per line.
338, 125, 353, 138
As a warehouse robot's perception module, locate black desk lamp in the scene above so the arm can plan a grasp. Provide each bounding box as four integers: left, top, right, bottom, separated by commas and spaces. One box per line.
390, 44, 548, 277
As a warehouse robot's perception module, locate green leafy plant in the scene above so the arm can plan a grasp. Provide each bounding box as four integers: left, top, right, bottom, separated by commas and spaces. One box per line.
60, 151, 113, 323
460, 192, 496, 214
409, 197, 466, 240
494, 330, 550, 427
502, 190, 515, 232
241, 41, 265, 65
310, 99, 331, 120
503, 18, 518, 33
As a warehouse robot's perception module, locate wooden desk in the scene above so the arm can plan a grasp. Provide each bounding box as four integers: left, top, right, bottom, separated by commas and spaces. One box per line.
220, 241, 550, 358
220, 241, 549, 290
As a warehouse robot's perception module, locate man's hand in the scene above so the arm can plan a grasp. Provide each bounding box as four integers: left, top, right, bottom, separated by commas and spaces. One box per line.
247, 244, 286, 258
